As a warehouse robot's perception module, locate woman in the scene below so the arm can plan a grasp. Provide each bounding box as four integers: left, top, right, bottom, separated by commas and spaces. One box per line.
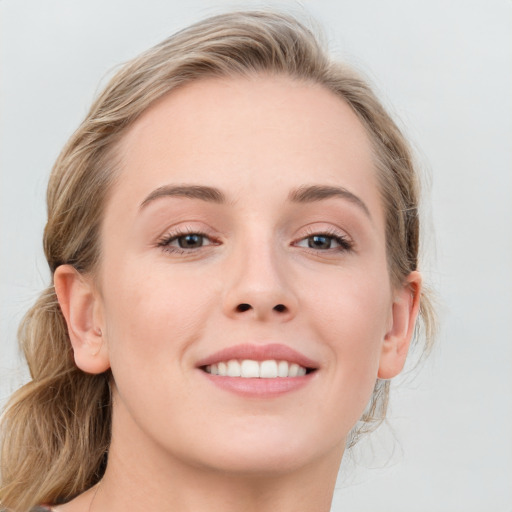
0, 10, 435, 512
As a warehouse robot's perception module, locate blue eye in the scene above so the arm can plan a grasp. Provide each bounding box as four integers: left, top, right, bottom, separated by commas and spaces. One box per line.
158, 232, 215, 252
295, 233, 352, 251
175, 233, 206, 249
307, 235, 334, 250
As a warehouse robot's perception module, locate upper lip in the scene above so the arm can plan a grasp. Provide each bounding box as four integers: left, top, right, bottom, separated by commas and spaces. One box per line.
196, 343, 319, 370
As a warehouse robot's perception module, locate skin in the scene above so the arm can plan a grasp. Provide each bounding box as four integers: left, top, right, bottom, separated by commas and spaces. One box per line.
54, 75, 421, 512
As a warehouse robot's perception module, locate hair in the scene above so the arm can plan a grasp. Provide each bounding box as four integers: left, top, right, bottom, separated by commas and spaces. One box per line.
0, 10, 436, 512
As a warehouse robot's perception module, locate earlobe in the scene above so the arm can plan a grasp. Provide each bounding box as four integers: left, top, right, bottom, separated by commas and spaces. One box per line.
378, 271, 422, 380
54, 265, 110, 374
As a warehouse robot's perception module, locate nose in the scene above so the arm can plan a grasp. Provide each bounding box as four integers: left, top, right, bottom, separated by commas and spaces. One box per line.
222, 241, 298, 322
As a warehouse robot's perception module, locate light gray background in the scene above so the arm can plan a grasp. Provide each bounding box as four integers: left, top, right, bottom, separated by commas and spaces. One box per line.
1, 1, 511, 511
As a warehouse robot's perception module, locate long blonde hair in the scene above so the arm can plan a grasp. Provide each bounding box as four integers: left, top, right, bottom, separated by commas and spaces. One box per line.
0, 10, 436, 511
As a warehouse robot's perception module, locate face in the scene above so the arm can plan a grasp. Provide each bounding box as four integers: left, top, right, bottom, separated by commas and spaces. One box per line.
81, 75, 413, 475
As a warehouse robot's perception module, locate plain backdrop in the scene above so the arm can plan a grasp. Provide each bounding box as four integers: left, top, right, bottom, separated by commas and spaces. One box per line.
1, 1, 511, 511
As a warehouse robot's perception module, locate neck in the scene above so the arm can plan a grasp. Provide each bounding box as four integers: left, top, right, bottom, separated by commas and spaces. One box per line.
92, 410, 343, 512
98, 456, 340, 512
83, 388, 344, 512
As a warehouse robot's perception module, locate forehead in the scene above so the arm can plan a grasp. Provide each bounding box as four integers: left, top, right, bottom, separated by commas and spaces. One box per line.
110, 74, 382, 224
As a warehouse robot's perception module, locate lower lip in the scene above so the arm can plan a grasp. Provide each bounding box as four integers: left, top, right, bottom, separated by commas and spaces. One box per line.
200, 371, 314, 398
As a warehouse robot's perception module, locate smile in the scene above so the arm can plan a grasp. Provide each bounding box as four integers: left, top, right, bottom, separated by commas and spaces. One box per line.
204, 359, 309, 378
197, 344, 318, 397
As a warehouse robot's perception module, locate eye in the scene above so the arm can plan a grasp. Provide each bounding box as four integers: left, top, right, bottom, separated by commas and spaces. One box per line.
157, 231, 216, 253
174, 233, 208, 249
295, 233, 352, 252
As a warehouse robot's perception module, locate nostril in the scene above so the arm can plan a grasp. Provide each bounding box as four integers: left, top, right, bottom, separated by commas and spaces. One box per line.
236, 303, 252, 313
273, 304, 287, 313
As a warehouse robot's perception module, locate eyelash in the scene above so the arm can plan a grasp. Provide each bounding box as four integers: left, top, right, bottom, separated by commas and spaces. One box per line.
157, 228, 218, 254
157, 228, 353, 255
293, 228, 353, 253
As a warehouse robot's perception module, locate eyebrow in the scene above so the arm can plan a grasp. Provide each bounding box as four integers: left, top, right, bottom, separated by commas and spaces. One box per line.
139, 183, 371, 219
288, 185, 371, 219
140, 184, 225, 209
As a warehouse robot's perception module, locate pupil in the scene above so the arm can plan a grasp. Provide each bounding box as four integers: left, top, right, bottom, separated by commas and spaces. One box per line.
179, 234, 203, 248
308, 235, 331, 250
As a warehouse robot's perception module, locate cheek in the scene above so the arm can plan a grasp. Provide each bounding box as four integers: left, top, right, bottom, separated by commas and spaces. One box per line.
303, 261, 392, 341
98, 261, 222, 435
100, 260, 215, 374
301, 265, 392, 413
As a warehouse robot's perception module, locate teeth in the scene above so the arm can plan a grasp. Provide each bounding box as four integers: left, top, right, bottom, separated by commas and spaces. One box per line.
277, 360, 289, 377
260, 360, 278, 378
241, 360, 260, 378
205, 359, 308, 378
227, 360, 241, 377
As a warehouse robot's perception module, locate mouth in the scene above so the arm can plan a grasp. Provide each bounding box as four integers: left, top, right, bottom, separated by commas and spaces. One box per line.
201, 359, 315, 378
196, 344, 318, 397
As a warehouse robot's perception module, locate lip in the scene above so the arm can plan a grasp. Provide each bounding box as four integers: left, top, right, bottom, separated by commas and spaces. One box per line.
195, 343, 319, 369
200, 373, 314, 398
196, 343, 319, 398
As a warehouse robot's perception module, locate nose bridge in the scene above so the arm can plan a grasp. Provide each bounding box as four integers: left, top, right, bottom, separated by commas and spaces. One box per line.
222, 226, 297, 321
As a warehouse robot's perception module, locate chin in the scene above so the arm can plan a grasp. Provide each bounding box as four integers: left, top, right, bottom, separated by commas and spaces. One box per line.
181, 423, 344, 476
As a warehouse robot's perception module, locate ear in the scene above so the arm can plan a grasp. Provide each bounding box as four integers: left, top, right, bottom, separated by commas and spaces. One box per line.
378, 271, 422, 379
54, 265, 110, 374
